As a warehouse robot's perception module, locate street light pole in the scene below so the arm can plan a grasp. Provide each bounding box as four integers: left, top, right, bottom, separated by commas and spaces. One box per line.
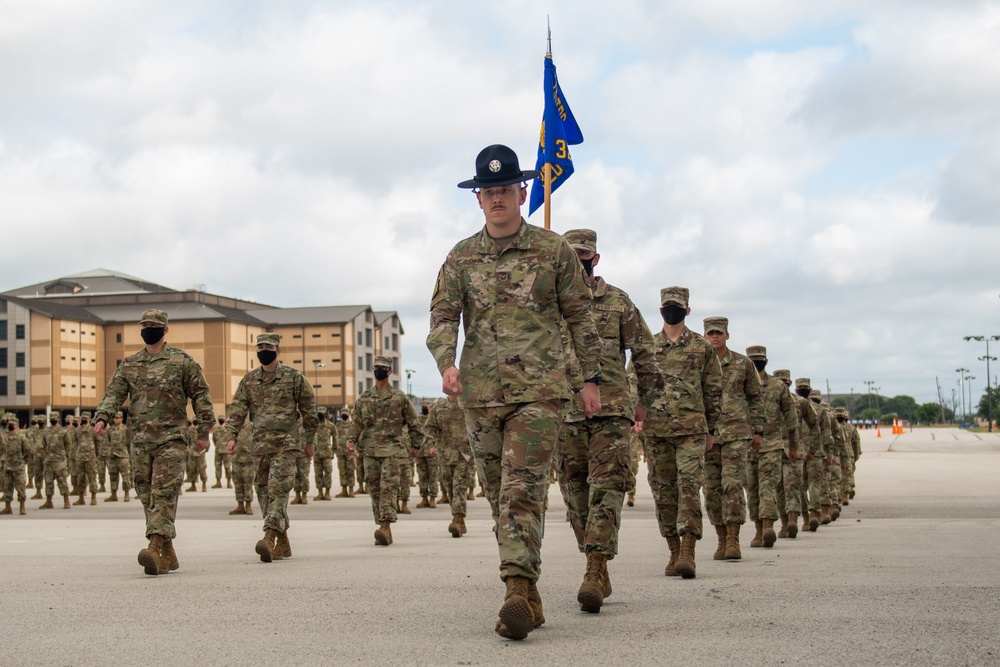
967, 376, 976, 423
864, 380, 875, 412
405, 368, 416, 397
964, 335, 1000, 432
312, 361, 325, 407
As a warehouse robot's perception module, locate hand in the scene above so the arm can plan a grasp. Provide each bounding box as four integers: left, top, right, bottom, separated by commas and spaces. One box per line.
631, 421, 643, 434
195, 439, 210, 454
305, 444, 315, 460
788, 449, 798, 461
442, 366, 463, 396
93, 419, 107, 436
347, 443, 356, 454
410, 446, 420, 458
429, 447, 438, 457
705, 433, 714, 453
634, 405, 647, 424
833, 456, 840, 465
581, 383, 601, 419
226, 439, 236, 455
752, 434, 762, 451
805, 452, 814, 461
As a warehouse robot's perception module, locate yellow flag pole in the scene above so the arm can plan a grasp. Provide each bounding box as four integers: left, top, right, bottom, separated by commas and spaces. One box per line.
543, 163, 552, 230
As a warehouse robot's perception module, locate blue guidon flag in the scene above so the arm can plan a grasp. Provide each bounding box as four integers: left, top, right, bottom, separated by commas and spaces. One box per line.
529, 53, 584, 217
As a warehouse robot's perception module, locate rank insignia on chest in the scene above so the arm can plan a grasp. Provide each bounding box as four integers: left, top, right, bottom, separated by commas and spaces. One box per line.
497, 272, 510, 283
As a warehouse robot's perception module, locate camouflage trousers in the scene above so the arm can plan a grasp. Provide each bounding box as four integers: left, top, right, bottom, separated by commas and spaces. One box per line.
314, 454, 334, 490
77, 458, 99, 495
468, 460, 478, 495
398, 458, 413, 502
842, 456, 855, 497
107, 455, 132, 493
255, 450, 296, 533
645, 433, 705, 539
704, 439, 748, 526
293, 454, 311, 494
415, 455, 439, 498
2, 468, 26, 502
99, 456, 109, 489
746, 448, 783, 522
44, 459, 69, 498
31, 456, 45, 492
364, 455, 402, 523
214, 451, 232, 482
186, 449, 207, 483
232, 458, 256, 503
464, 400, 561, 583
804, 457, 824, 512
336, 451, 356, 488
132, 440, 187, 539
626, 431, 643, 494
556, 415, 633, 556
777, 455, 805, 515
827, 460, 842, 506
440, 460, 470, 517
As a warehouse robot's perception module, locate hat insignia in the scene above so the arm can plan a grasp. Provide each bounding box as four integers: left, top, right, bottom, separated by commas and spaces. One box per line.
488, 159, 502, 173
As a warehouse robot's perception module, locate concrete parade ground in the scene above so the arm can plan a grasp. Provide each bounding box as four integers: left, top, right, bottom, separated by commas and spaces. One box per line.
2, 427, 999, 666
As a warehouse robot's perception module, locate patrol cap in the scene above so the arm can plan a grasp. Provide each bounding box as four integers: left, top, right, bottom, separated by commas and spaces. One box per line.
457, 144, 541, 190
256, 333, 282, 347
809, 389, 821, 399
64, 414, 74, 423
660, 286, 689, 307
834, 407, 848, 416
114, 411, 124, 419
81, 411, 92, 419
746, 345, 767, 359
773, 369, 791, 380
703, 317, 729, 335
795, 377, 811, 388
49, 413, 60, 422
563, 229, 597, 254
374, 355, 392, 369
139, 309, 168, 326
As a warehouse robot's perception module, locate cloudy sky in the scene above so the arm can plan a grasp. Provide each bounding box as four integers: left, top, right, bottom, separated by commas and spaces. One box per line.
2, 1, 998, 407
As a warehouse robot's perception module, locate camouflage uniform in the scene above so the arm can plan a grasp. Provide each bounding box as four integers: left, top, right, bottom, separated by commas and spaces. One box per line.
74, 413, 101, 504
346, 365, 422, 532
185, 421, 208, 491
224, 343, 317, 539
41, 415, 70, 504
106, 414, 133, 497
63, 415, 78, 494
1, 426, 29, 507
703, 319, 763, 531
94, 310, 216, 544
811, 391, 838, 521
96, 424, 110, 493
424, 397, 472, 528
745, 349, 799, 533
413, 407, 440, 504
427, 215, 602, 584
842, 412, 861, 501
212, 417, 233, 488
231, 421, 256, 507
334, 417, 357, 491
792, 380, 824, 528
313, 417, 336, 498
28, 418, 45, 496
771, 371, 815, 530
398, 456, 414, 509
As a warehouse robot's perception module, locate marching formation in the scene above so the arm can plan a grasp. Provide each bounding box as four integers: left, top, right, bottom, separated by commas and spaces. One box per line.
0, 143, 862, 643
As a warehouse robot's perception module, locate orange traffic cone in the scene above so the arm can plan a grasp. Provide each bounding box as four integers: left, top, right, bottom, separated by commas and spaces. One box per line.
876, 427, 882, 438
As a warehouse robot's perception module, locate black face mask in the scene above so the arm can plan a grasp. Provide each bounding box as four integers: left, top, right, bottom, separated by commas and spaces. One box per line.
317, 414, 326, 422
81, 420, 89, 426
51, 420, 59, 426
140, 327, 165, 345
660, 305, 687, 325
836, 416, 845, 423
257, 350, 277, 366
580, 257, 595, 276
796, 387, 811, 398
6, 424, 14, 432
752, 360, 767, 372
218, 418, 225, 425
373, 368, 390, 381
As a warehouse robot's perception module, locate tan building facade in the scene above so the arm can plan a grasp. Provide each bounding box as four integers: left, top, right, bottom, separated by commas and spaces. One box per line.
0, 269, 403, 423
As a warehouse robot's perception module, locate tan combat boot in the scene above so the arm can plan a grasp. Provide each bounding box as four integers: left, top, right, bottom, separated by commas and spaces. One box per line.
809, 510, 820, 531
725, 523, 742, 560
300, 493, 308, 505
124, 489, 131, 502
39, 497, 54, 510
428, 495, 437, 509
448, 514, 465, 538
627, 492, 635, 507
713, 524, 727, 560
416, 495, 429, 508
19, 501, 26, 515
374, 521, 393, 546
578, 552, 608, 613
90, 492, 97, 506
495, 577, 534, 640
849, 489, 856, 500
820, 504, 832, 525
762, 519, 777, 548
675, 534, 697, 579
212, 479, 223, 489
186, 481, 197, 493
105, 491, 119, 502
527, 580, 545, 628
778, 513, 790, 538
399, 500, 411, 514
227, 479, 233, 489
229, 502, 246, 515
245, 503, 254, 516
31, 489, 43, 500
787, 511, 800, 538
161, 539, 179, 572
602, 559, 613, 598
98, 482, 106, 493
63, 496, 71, 509
664, 535, 681, 576
831, 505, 840, 521
467, 489, 475, 500
335, 486, 349, 498
273, 531, 292, 560
73, 493, 86, 506
842, 491, 850, 506
138, 535, 167, 576
201, 481, 207, 493
0, 501, 12, 515
313, 489, 325, 501
347, 486, 356, 498
750, 520, 764, 547
256, 528, 279, 562
439, 492, 450, 505
291, 492, 302, 505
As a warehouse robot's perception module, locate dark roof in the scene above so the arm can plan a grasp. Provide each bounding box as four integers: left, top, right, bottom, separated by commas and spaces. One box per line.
246, 305, 371, 326
85, 302, 269, 326
3, 269, 177, 298
374, 310, 405, 335
1, 295, 105, 324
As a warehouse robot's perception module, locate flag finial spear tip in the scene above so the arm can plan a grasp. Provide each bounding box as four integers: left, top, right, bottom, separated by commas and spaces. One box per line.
546, 16, 552, 56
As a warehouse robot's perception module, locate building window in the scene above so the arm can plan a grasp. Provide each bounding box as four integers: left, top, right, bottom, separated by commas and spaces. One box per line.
358, 381, 363, 395
16, 380, 26, 395
16, 352, 25, 367
293, 334, 302, 339
331, 332, 340, 338
385, 336, 390, 350
0, 348, 6, 368
311, 334, 320, 338
331, 357, 341, 363
366, 378, 373, 390
0, 376, 6, 395
393, 380, 399, 389
391, 358, 398, 374
357, 331, 363, 346
365, 329, 372, 347
116, 333, 122, 343
365, 354, 372, 371
357, 356, 363, 370
0, 321, 6, 340
392, 333, 398, 352
15, 324, 25, 339
0, 299, 6, 313
116, 360, 122, 368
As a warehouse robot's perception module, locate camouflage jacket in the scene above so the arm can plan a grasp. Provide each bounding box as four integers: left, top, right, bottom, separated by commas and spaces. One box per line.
334, 422, 352, 455
95, 344, 215, 447
758, 373, 799, 454
233, 421, 254, 464
813, 402, 835, 458
644, 326, 723, 437
562, 277, 663, 422
846, 423, 861, 460
108, 423, 130, 458
96, 430, 110, 458
62, 426, 78, 460
225, 362, 317, 455
714, 349, 764, 443
423, 398, 471, 464
792, 395, 820, 457
347, 386, 422, 458
834, 420, 853, 459
427, 219, 602, 408
42, 426, 68, 464
26, 427, 42, 459
76, 425, 99, 462
314, 422, 337, 458
1, 430, 28, 471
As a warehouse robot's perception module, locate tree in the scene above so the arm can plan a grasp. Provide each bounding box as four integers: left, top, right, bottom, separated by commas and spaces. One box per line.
974, 385, 1000, 424
882, 395, 918, 422
917, 403, 940, 425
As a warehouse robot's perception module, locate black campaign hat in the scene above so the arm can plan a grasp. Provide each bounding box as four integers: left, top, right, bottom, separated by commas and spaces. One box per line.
457, 144, 541, 189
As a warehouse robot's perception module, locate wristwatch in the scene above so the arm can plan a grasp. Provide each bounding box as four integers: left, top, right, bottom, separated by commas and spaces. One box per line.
584, 374, 602, 386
